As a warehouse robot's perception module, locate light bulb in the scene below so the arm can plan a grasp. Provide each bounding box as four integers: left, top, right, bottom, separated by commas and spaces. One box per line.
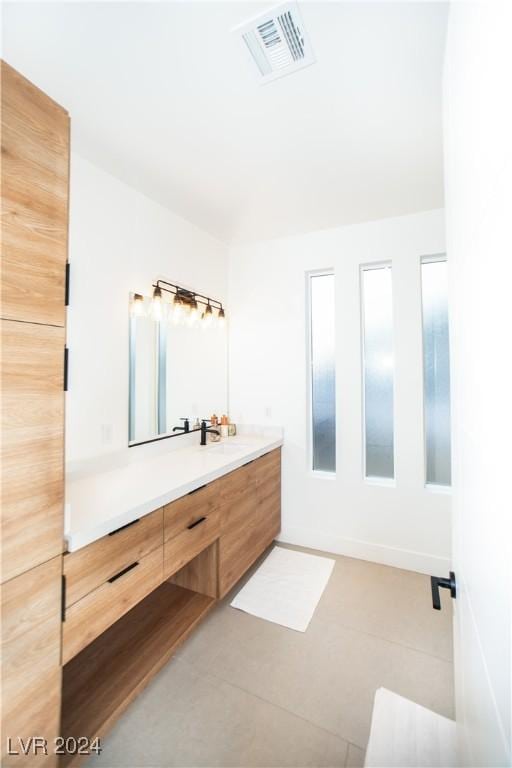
150, 286, 165, 321
172, 294, 184, 325
202, 303, 213, 328
131, 293, 145, 317
217, 307, 226, 328
187, 299, 200, 327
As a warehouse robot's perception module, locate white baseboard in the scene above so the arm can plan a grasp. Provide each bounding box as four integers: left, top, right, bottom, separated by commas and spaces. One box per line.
277, 526, 451, 575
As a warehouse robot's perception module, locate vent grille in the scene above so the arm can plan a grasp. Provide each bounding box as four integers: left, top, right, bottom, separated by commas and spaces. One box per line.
236, 2, 315, 84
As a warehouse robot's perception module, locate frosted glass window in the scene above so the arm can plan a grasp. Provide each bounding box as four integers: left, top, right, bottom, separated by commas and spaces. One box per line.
310, 273, 336, 472
422, 258, 451, 486
361, 265, 394, 479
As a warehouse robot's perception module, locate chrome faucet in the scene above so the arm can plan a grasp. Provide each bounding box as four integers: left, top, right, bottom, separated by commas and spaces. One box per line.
200, 419, 220, 445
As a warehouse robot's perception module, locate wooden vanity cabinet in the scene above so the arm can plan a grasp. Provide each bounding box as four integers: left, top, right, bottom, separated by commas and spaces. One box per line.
60, 449, 281, 765
218, 448, 281, 597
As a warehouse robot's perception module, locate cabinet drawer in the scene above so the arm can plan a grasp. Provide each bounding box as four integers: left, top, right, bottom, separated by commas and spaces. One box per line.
164, 482, 220, 542
63, 509, 163, 607
62, 546, 163, 664
164, 511, 219, 580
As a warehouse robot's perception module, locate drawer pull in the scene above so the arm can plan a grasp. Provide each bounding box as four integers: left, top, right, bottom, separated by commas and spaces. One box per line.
188, 484, 207, 496
187, 516, 206, 530
108, 561, 139, 583
108, 518, 140, 536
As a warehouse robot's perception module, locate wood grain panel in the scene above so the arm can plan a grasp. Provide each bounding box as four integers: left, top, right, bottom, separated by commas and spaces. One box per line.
164, 511, 219, 580
63, 509, 163, 607
1, 61, 69, 326
61, 583, 215, 768
218, 449, 281, 597
1, 319, 65, 583
163, 482, 220, 542
62, 547, 163, 664
170, 541, 218, 598
1, 557, 62, 767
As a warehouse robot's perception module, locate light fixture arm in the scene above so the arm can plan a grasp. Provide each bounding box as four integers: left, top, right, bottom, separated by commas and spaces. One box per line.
153, 279, 224, 312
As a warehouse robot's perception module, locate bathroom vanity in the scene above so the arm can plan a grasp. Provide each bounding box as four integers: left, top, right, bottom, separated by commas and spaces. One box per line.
61, 437, 282, 766
0, 60, 282, 767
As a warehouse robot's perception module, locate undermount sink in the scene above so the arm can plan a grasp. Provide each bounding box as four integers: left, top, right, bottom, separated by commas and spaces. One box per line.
204, 442, 250, 455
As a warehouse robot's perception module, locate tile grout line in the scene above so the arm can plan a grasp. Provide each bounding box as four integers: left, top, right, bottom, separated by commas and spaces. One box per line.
311, 611, 454, 665
174, 656, 363, 754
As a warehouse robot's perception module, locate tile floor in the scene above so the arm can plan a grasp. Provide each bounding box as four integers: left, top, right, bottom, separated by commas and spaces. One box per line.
90, 544, 454, 767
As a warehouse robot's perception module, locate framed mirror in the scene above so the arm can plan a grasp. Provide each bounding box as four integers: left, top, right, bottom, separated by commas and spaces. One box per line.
128, 293, 228, 445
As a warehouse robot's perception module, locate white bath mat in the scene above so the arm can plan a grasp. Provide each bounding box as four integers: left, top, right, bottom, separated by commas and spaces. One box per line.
230, 546, 335, 632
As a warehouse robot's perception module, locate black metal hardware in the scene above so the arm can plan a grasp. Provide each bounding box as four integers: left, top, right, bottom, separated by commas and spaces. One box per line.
65, 262, 70, 306
108, 518, 140, 536
108, 561, 139, 583
200, 419, 220, 446
431, 571, 457, 610
173, 418, 190, 434
61, 574, 67, 622
188, 484, 207, 496
64, 347, 69, 391
153, 279, 224, 314
187, 517, 206, 530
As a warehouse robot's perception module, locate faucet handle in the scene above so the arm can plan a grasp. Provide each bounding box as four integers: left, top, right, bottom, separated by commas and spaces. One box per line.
179, 417, 190, 432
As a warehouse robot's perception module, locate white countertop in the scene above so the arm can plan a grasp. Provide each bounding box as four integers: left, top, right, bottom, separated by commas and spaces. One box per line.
65, 431, 283, 552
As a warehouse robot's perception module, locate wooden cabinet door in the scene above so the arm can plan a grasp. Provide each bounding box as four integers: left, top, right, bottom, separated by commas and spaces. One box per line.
1, 60, 69, 326
1, 557, 62, 767
218, 450, 282, 597
1, 320, 65, 583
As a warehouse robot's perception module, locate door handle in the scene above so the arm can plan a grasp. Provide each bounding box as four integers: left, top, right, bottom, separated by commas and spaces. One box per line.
431, 571, 456, 610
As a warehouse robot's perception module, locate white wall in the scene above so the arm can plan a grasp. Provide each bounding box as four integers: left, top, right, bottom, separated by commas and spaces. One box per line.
228, 209, 450, 574
444, 3, 511, 765
66, 153, 228, 463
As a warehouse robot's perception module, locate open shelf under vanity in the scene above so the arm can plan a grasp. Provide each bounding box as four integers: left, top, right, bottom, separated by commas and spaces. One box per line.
61, 582, 215, 768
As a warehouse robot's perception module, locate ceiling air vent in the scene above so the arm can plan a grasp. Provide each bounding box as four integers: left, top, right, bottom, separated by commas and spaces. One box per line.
235, 2, 315, 84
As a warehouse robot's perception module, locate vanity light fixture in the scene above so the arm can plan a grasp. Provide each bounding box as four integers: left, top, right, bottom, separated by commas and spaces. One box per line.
148, 279, 227, 329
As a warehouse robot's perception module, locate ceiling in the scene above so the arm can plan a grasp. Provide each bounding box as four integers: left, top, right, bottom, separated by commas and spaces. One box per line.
2, 1, 448, 244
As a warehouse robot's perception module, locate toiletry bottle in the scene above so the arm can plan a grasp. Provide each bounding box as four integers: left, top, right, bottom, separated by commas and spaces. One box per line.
209, 414, 221, 442
220, 414, 229, 438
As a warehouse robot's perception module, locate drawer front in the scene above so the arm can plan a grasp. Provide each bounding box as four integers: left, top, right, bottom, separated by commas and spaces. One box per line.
164, 510, 219, 580
62, 546, 163, 664
164, 482, 220, 542
63, 509, 163, 607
